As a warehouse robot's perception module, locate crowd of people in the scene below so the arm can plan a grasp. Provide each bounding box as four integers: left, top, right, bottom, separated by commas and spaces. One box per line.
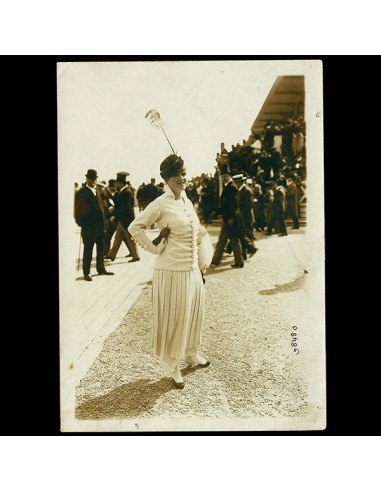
216, 117, 306, 185
212, 116, 305, 225
74, 115, 306, 278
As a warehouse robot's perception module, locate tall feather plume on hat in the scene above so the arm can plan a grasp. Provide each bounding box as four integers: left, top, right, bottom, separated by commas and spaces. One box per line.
145, 109, 176, 154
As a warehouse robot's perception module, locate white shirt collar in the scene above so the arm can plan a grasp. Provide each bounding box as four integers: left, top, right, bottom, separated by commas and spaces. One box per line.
120, 185, 127, 192
86, 184, 97, 195
239, 183, 245, 191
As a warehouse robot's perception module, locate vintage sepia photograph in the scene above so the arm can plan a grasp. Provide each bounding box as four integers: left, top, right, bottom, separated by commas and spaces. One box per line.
58, 60, 325, 432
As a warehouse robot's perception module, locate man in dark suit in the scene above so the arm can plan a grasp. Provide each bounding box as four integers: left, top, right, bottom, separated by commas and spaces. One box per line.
234, 174, 257, 256
74, 169, 114, 281
266, 178, 287, 236
106, 172, 140, 262
285, 173, 300, 229
104, 178, 130, 255
211, 173, 244, 268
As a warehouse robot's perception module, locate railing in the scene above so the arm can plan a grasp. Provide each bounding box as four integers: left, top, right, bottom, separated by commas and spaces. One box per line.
299, 180, 307, 204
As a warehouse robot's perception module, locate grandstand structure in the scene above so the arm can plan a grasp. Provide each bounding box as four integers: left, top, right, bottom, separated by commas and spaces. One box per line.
248, 75, 305, 140
250, 75, 306, 227
213, 75, 307, 228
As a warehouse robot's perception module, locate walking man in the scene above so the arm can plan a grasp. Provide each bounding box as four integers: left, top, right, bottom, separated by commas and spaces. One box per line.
105, 172, 140, 262
234, 174, 258, 256
74, 169, 114, 281
211, 172, 244, 268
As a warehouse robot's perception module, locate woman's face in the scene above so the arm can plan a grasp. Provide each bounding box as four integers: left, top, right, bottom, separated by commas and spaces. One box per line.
166, 166, 187, 195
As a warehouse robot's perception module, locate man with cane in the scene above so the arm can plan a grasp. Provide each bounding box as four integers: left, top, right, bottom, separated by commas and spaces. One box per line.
74, 169, 114, 281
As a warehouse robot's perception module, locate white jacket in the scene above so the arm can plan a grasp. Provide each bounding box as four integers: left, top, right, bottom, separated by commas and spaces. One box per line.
128, 186, 212, 271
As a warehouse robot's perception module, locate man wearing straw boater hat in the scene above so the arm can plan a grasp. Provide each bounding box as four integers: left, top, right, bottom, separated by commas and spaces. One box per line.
74, 169, 114, 281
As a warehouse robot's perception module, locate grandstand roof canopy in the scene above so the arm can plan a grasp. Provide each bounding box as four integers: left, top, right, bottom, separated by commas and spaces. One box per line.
250, 75, 305, 138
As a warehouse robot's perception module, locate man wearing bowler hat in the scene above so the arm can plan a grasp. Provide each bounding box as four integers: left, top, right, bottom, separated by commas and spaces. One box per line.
105, 171, 140, 262
74, 169, 114, 281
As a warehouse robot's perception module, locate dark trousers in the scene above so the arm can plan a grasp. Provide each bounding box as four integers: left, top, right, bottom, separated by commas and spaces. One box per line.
212, 223, 244, 267
226, 232, 255, 259
242, 220, 256, 244
201, 203, 214, 224
82, 234, 105, 275
104, 220, 116, 254
240, 234, 255, 259
238, 218, 255, 257
266, 214, 275, 233
286, 212, 299, 229
254, 216, 266, 230
105, 220, 131, 254
267, 211, 287, 235
108, 221, 139, 260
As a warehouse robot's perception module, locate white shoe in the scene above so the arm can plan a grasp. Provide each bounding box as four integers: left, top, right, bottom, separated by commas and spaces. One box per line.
170, 365, 184, 388
185, 354, 210, 367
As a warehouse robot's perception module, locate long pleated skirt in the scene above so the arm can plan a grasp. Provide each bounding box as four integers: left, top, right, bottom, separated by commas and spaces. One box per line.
151, 269, 205, 372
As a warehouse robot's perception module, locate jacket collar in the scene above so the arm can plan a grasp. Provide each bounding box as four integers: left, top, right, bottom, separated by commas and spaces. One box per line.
164, 184, 186, 200
86, 184, 97, 196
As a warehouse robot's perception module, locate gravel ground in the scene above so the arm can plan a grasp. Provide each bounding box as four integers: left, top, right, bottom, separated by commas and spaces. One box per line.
76, 228, 309, 423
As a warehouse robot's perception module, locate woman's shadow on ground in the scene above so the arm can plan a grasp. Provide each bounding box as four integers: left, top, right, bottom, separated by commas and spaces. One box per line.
76, 377, 176, 420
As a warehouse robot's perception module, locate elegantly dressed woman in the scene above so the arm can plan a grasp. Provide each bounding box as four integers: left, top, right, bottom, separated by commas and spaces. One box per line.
128, 155, 213, 388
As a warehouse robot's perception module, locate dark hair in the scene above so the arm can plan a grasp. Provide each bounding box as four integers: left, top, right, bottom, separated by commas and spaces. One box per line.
160, 154, 184, 181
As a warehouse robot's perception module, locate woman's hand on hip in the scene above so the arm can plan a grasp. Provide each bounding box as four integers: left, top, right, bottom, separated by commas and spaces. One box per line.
159, 226, 171, 239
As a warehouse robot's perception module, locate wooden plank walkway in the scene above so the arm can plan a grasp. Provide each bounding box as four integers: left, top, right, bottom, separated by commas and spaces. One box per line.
71, 228, 158, 382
